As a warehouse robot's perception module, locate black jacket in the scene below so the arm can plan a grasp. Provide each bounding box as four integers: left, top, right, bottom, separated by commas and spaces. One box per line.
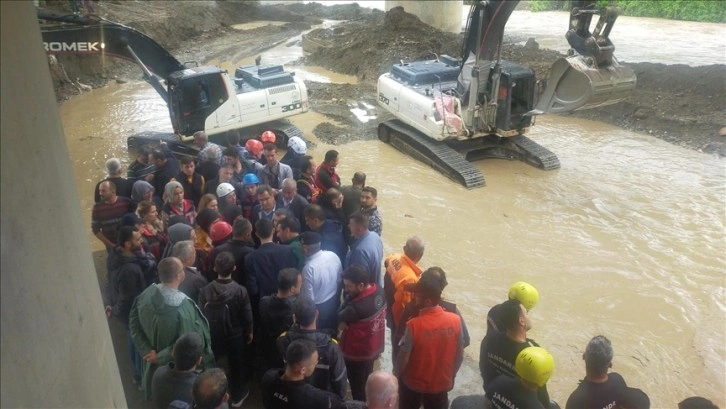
261, 368, 343, 409
105, 247, 147, 325
198, 278, 253, 340
276, 326, 348, 399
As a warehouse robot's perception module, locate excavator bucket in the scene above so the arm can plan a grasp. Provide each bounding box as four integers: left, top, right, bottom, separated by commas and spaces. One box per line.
535, 55, 636, 114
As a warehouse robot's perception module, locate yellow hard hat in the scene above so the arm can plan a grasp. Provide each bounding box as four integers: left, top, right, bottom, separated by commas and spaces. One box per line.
515, 346, 554, 387
508, 282, 539, 311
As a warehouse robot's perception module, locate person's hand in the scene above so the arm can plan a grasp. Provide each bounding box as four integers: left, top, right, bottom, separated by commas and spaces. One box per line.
143, 350, 158, 364
104, 305, 112, 319
246, 332, 253, 344
145, 173, 154, 182
159, 140, 167, 147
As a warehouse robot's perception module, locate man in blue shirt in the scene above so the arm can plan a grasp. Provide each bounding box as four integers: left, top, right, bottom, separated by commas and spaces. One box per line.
345, 212, 383, 287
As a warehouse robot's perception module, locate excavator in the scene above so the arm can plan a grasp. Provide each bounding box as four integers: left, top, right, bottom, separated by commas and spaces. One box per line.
377, 0, 637, 188
37, 10, 308, 155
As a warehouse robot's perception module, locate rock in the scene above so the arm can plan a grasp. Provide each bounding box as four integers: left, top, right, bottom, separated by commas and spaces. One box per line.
524, 37, 539, 50
719, 126, 726, 136
116, 78, 128, 84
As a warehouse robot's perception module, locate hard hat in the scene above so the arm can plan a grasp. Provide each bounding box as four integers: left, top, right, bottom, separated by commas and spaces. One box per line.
508, 282, 539, 311
242, 173, 260, 186
287, 136, 307, 154
209, 220, 233, 243
216, 182, 235, 198
515, 346, 554, 387
260, 130, 276, 144
245, 139, 263, 157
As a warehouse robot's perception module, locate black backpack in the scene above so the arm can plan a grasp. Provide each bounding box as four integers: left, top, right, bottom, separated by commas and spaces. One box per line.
202, 300, 234, 346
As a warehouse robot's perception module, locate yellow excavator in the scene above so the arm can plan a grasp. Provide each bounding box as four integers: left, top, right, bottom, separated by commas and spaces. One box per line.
377, 1, 637, 188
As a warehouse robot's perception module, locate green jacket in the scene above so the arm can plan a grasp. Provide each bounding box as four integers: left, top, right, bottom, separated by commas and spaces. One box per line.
129, 283, 215, 400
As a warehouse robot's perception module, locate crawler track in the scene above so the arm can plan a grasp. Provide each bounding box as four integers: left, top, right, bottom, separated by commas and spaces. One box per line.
378, 119, 560, 189
378, 120, 486, 189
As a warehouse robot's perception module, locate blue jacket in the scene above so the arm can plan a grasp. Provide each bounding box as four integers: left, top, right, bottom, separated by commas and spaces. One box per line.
345, 231, 384, 286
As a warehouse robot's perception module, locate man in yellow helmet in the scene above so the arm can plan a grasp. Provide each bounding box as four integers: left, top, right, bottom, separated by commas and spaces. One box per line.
485, 346, 554, 409
486, 281, 539, 336
479, 299, 552, 408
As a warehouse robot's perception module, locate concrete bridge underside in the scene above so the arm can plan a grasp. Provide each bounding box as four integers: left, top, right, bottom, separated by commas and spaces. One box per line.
386, 1, 464, 33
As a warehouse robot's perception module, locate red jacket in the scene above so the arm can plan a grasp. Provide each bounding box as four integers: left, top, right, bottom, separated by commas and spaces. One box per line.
338, 284, 386, 361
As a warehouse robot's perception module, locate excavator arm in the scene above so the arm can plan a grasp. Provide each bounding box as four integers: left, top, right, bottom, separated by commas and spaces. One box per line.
37, 10, 186, 103
458, 0, 635, 115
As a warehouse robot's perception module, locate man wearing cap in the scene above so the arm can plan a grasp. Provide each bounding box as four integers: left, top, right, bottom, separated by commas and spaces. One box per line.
173, 240, 209, 303
479, 298, 552, 408
129, 257, 215, 401
211, 218, 254, 287
95, 157, 133, 203
487, 281, 539, 336
223, 147, 254, 187
566, 335, 650, 409
395, 270, 464, 409
300, 231, 343, 333
345, 212, 383, 286
256, 143, 293, 192
128, 145, 156, 184
151, 332, 205, 409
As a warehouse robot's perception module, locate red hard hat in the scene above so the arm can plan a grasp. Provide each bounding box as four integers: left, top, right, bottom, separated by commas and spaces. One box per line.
245, 139, 264, 157
209, 220, 233, 243
260, 130, 276, 144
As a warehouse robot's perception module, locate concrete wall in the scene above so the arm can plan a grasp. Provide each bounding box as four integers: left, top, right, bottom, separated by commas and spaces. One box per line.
0, 2, 127, 408
386, 0, 463, 33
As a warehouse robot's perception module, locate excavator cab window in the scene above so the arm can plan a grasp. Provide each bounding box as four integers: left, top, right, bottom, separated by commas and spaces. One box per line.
495, 70, 534, 131
171, 73, 228, 135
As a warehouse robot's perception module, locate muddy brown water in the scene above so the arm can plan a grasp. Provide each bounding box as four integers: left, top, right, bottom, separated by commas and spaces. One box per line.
59, 18, 725, 408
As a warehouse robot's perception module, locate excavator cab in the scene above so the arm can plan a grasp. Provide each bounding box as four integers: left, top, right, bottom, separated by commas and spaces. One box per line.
168, 69, 229, 135
488, 62, 536, 132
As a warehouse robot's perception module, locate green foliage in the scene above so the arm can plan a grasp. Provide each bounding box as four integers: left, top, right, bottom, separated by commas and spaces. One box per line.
529, 0, 726, 22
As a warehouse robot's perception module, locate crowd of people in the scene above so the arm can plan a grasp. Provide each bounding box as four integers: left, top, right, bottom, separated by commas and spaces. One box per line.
93, 130, 718, 409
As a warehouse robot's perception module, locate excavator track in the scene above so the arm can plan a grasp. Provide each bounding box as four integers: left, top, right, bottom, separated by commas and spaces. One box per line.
269, 120, 305, 148
379, 120, 561, 189
379, 120, 486, 189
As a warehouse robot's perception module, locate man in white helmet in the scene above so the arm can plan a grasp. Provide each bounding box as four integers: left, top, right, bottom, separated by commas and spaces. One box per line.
216, 182, 239, 214
281, 136, 308, 180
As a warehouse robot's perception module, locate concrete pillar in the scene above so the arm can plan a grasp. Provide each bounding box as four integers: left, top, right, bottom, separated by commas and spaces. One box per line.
1, 2, 127, 408
386, 0, 463, 33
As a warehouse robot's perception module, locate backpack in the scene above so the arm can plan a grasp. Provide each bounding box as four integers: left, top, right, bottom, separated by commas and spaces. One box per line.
202, 300, 234, 347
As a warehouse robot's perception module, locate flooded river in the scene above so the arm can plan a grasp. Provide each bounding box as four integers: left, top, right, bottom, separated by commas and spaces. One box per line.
58, 11, 725, 408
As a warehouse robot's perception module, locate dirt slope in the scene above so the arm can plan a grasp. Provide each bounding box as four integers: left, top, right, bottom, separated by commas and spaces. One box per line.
45, 1, 726, 155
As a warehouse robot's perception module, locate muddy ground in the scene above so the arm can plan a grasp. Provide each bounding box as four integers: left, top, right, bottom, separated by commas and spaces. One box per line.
44, 0, 725, 156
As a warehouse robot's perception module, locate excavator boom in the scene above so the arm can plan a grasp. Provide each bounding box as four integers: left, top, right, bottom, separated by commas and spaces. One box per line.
38, 10, 185, 103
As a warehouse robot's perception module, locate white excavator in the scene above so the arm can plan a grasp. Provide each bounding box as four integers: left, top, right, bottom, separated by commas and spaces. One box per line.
37, 10, 308, 156
377, 0, 637, 188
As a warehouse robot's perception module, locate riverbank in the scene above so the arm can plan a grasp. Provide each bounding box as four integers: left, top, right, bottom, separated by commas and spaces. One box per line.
45, 1, 725, 154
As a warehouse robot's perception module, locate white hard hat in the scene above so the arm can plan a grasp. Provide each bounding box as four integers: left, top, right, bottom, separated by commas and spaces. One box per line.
216, 182, 235, 198
287, 136, 307, 155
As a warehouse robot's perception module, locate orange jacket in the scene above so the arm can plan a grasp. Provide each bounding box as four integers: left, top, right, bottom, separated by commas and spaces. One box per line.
402, 306, 462, 393
385, 254, 422, 326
